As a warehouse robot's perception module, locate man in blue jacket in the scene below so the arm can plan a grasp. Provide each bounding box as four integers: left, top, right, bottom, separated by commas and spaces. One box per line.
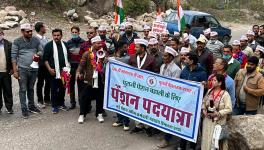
179, 52, 207, 150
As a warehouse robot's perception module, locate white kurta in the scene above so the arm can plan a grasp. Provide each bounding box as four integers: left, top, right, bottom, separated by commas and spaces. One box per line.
160, 61, 182, 78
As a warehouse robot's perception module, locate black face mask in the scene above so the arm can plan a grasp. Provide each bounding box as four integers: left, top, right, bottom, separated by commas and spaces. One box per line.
246, 67, 256, 73
151, 48, 158, 53
125, 30, 132, 35
100, 35, 106, 40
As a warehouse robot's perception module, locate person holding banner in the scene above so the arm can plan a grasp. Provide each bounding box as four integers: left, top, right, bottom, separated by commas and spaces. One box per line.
179, 52, 207, 150
201, 74, 232, 150
129, 38, 156, 136
76, 36, 106, 123
158, 46, 182, 148
111, 40, 130, 131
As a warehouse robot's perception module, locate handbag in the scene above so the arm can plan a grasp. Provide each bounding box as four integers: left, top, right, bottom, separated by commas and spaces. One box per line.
218, 124, 230, 140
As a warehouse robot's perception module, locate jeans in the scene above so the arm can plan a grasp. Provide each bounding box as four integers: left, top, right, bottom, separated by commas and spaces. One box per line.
0, 72, 13, 111
36, 65, 50, 104
50, 77, 66, 108
69, 64, 81, 106
233, 103, 257, 115
18, 68, 38, 112
116, 113, 130, 126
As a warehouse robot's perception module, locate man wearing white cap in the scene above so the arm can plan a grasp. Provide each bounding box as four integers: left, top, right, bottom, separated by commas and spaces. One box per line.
246, 30, 259, 51
176, 47, 189, 70
160, 46, 181, 78
129, 38, 155, 135
157, 46, 182, 148
254, 45, 264, 71
182, 33, 196, 52
240, 35, 254, 57
232, 40, 247, 68
160, 30, 170, 52
11, 23, 43, 118
43, 29, 70, 114
143, 25, 151, 40
148, 38, 163, 73
203, 28, 211, 40
120, 22, 139, 56
206, 31, 224, 58
194, 37, 214, 75
76, 36, 106, 123
98, 25, 114, 55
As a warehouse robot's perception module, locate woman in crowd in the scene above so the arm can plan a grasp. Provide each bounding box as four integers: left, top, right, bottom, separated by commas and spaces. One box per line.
201, 74, 232, 150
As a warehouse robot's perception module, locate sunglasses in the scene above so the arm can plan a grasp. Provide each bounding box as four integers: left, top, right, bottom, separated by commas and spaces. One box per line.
223, 51, 230, 53
86, 32, 94, 35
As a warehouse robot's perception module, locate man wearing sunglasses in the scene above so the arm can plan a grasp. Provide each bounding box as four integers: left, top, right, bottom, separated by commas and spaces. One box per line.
0, 29, 13, 114
79, 26, 97, 58
11, 23, 43, 118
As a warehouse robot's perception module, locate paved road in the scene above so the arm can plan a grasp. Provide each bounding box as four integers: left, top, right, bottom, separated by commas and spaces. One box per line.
0, 24, 250, 150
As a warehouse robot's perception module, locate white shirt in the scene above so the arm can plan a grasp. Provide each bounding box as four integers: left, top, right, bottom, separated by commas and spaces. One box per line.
160, 61, 182, 78
0, 42, 6, 72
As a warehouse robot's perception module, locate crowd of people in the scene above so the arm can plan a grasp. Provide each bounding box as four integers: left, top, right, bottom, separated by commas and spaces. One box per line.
1, 21, 264, 150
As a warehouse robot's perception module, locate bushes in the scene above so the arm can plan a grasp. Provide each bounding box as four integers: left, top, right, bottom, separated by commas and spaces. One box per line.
123, 0, 151, 17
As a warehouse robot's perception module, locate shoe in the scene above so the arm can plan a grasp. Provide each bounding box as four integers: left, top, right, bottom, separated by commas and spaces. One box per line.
144, 128, 153, 137
37, 103, 46, 109
130, 127, 143, 134
78, 115, 85, 124
52, 107, 59, 114
112, 122, 123, 127
157, 139, 169, 148
97, 114, 104, 123
123, 125, 130, 131
59, 105, 69, 111
29, 107, 42, 114
7, 109, 14, 114
102, 110, 107, 117
22, 111, 29, 119
69, 104, 76, 110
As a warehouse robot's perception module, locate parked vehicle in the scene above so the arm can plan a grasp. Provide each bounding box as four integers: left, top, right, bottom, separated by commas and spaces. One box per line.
165, 10, 232, 44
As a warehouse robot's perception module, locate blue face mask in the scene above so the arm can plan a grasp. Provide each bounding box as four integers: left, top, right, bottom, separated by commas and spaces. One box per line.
223, 54, 231, 60
71, 34, 79, 39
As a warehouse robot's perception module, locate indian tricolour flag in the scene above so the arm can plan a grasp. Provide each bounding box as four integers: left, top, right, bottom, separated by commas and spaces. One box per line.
114, 0, 125, 25
177, 0, 186, 32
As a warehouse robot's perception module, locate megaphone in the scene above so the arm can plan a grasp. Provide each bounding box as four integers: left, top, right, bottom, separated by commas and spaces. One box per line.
96, 49, 106, 59
30, 61, 39, 69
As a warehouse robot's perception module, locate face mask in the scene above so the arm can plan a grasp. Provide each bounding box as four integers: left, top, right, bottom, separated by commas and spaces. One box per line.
150, 48, 158, 53
223, 54, 231, 60
100, 35, 106, 40
71, 34, 79, 39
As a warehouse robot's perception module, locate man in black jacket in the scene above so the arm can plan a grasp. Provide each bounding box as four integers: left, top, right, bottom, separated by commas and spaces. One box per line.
0, 29, 13, 114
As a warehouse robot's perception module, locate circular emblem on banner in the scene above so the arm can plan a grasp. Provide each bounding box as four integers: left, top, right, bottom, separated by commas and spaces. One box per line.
147, 76, 157, 87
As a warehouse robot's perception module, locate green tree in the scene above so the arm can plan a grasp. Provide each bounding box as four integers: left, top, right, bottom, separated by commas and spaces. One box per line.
123, 0, 150, 17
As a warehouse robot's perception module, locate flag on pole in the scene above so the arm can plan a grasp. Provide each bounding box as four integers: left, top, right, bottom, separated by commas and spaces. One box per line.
114, 0, 125, 25
177, 0, 186, 32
